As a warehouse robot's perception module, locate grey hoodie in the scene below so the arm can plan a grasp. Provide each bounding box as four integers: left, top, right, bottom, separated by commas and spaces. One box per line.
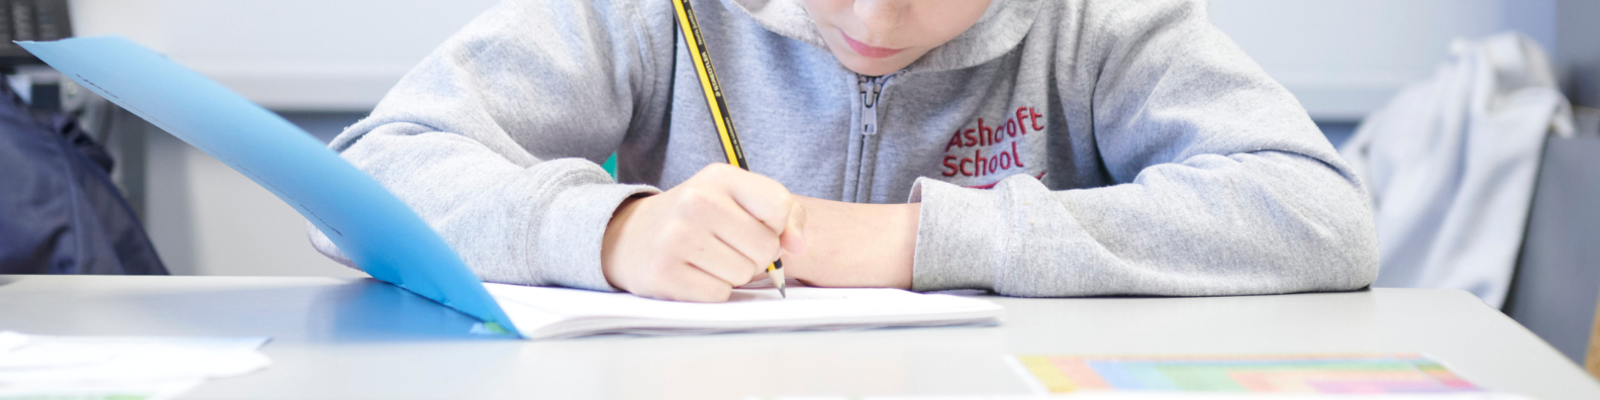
310, 0, 1380, 296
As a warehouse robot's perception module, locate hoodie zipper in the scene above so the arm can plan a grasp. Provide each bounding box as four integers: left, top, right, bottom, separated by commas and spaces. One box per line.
859, 75, 891, 136
846, 74, 894, 202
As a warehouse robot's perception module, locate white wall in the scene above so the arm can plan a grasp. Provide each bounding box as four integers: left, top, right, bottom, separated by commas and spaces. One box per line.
1209, 0, 1553, 120
71, 0, 1550, 118
69, 0, 500, 111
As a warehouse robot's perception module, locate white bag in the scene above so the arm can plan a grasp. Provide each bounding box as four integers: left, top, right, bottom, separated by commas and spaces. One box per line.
1339, 32, 1575, 307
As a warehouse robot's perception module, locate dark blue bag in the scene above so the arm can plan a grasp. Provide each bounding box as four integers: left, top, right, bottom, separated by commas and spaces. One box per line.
0, 82, 166, 274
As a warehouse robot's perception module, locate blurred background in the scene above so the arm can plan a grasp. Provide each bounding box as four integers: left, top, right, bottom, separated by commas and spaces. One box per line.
41, 0, 1595, 277
6, 0, 1598, 364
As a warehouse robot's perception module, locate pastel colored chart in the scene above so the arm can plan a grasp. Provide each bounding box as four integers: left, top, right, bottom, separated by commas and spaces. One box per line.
1014, 354, 1479, 394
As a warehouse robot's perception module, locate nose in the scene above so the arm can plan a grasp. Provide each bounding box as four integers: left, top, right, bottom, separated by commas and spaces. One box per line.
853, 0, 908, 37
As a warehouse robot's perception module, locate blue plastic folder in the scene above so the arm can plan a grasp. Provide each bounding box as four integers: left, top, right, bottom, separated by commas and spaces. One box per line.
20, 36, 522, 337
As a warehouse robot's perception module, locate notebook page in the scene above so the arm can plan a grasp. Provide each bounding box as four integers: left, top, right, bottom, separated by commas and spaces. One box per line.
484, 284, 1003, 339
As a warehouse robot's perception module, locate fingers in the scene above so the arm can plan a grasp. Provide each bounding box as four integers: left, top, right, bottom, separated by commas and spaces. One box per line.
643, 262, 734, 303
781, 201, 807, 256
666, 185, 782, 266
682, 235, 761, 287
703, 190, 807, 263
604, 164, 810, 303
686, 165, 807, 263
711, 210, 784, 265
695, 164, 802, 238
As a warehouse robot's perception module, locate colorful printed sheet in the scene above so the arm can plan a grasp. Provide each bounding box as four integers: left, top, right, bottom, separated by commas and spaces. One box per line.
1014, 354, 1479, 394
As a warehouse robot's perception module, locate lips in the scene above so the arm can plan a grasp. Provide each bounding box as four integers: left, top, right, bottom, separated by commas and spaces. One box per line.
840, 32, 904, 59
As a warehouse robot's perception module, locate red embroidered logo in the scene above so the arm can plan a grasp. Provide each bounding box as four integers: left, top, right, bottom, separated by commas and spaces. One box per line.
940, 106, 1046, 188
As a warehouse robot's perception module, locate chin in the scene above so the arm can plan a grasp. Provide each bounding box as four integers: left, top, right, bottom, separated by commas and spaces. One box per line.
838, 54, 913, 77
845, 64, 898, 77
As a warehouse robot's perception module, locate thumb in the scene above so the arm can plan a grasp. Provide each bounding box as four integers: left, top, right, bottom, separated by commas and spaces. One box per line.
779, 201, 807, 256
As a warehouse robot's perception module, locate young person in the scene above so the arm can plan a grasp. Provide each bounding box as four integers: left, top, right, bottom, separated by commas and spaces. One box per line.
311, 0, 1380, 302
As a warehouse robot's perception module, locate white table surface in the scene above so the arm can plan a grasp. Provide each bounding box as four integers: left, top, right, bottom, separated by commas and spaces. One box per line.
0, 275, 1594, 399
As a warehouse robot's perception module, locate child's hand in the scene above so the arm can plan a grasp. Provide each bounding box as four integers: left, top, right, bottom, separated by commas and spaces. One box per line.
600, 164, 807, 302
780, 196, 917, 290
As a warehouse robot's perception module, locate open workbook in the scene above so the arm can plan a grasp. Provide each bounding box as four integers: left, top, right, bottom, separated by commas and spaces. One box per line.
20, 36, 1005, 340
487, 284, 1003, 339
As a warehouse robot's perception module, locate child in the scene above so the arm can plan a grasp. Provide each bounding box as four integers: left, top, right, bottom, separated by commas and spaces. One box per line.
311, 0, 1379, 302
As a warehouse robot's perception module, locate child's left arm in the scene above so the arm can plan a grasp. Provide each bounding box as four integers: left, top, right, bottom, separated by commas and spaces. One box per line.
792, 0, 1380, 297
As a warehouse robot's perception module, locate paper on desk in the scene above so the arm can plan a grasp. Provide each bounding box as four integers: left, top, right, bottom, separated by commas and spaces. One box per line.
18, 36, 522, 337
486, 284, 1004, 340
0, 331, 270, 400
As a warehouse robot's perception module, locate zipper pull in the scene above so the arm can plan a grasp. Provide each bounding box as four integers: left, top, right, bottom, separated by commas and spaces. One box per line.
860, 76, 885, 136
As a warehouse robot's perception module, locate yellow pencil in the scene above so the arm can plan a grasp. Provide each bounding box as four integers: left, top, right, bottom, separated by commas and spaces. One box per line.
672, 0, 786, 298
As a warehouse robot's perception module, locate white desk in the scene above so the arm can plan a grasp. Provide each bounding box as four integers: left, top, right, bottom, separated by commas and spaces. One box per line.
0, 275, 1594, 399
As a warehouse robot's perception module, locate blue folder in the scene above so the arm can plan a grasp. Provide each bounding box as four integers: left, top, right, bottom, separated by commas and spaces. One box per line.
21, 36, 522, 338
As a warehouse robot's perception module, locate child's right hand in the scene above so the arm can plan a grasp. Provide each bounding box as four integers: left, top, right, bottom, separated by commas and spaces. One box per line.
600, 164, 807, 302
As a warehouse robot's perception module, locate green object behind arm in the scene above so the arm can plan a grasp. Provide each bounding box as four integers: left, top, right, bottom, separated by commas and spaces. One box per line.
603, 153, 617, 180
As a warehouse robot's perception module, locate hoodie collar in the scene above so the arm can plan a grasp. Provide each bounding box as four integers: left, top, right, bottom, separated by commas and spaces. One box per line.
721, 0, 1040, 74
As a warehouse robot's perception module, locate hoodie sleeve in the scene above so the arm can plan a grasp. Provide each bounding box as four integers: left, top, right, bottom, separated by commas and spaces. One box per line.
909, 0, 1380, 296
305, 0, 677, 291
